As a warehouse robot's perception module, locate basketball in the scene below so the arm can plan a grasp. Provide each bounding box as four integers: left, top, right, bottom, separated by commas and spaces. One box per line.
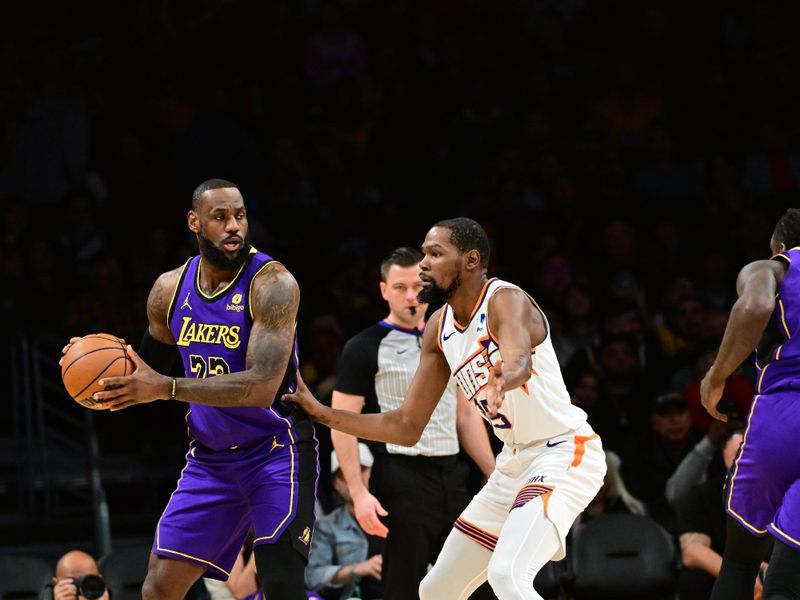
61, 334, 135, 409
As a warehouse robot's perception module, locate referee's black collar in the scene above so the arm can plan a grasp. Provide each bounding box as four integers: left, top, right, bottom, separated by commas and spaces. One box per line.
377, 320, 424, 336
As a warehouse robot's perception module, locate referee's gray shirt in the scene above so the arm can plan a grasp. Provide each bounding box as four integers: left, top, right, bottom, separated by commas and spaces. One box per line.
334, 320, 459, 457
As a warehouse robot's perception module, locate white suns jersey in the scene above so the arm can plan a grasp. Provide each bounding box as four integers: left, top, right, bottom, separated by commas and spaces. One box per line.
438, 278, 588, 446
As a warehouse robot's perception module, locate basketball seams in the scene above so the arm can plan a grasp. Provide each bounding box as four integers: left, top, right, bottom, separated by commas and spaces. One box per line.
72, 355, 133, 402
62, 346, 126, 379
62, 334, 133, 404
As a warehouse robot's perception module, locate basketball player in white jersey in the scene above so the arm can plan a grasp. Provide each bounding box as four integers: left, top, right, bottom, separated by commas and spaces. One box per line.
285, 217, 606, 599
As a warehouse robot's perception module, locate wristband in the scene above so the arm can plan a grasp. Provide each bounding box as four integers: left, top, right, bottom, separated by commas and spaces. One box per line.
169, 377, 177, 401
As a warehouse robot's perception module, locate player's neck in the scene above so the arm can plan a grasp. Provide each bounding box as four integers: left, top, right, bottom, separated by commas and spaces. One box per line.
197, 258, 239, 296
449, 274, 489, 325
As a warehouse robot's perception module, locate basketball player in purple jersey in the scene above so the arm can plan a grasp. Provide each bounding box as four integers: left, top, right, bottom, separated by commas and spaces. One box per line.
702, 208, 800, 599
65, 179, 317, 600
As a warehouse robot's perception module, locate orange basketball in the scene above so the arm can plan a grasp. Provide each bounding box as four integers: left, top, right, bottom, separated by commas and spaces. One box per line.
61, 334, 135, 409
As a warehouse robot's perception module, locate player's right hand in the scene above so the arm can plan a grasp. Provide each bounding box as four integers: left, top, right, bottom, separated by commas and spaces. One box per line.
486, 360, 506, 417
355, 554, 383, 581
282, 371, 324, 420
353, 489, 389, 538
700, 367, 727, 422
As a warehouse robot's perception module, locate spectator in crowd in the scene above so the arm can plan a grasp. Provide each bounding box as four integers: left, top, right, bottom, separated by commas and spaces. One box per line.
676, 430, 766, 600
583, 333, 651, 451
45, 550, 109, 600
621, 392, 703, 532
665, 409, 743, 507
306, 444, 382, 600
571, 451, 648, 539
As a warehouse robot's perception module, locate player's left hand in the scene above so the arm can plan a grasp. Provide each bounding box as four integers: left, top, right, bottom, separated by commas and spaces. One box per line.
92, 345, 166, 411
700, 366, 727, 422
486, 360, 506, 417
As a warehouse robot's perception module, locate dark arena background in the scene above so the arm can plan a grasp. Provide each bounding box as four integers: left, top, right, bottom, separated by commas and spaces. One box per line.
1, 1, 798, 599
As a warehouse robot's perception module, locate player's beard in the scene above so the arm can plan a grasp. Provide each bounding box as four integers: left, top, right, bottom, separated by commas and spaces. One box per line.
418, 274, 461, 306
198, 230, 250, 270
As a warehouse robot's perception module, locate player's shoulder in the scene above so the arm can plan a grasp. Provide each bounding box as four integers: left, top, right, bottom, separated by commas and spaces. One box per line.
487, 281, 532, 309
740, 257, 787, 279
148, 261, 191, 318
152, 262, 189, 299
429, 306, 446, 324
251, 258, 297, 288
250, 260, 299, 310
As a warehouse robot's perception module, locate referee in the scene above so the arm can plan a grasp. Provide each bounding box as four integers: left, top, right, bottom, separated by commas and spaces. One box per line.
331, 247, 496, 600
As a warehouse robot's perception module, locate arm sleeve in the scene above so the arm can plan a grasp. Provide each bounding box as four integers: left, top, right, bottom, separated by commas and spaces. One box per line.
138, 329, 180, 375
665, 436, 715, 506
334, 335, 378, 397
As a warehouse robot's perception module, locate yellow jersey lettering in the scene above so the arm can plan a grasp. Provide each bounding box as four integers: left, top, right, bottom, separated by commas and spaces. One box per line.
176, 317, 242, 349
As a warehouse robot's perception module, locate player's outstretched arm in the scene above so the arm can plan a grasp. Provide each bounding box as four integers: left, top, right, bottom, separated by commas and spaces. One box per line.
93, 263, 299, 411
485, 287, 543, 415
284, 309, 451, 446
701, 259, 786, 420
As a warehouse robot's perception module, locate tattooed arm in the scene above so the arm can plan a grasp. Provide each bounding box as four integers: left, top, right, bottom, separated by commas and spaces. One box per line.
146, 268, 182, 344
93, 263, 300, 411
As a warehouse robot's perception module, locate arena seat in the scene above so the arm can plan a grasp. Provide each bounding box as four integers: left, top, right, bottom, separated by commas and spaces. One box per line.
570, 513, 676, 600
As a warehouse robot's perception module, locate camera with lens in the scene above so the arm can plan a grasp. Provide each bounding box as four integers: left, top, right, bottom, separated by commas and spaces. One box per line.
73, 574, 106, 599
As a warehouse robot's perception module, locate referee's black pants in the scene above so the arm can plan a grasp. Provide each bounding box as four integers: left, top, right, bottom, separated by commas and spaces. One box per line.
370, 453, 476, 600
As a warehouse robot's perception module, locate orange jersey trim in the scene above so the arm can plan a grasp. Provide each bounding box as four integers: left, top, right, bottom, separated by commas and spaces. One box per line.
570, 434, 599, 469
454, 517, 498, 552
452, 278, 497, 332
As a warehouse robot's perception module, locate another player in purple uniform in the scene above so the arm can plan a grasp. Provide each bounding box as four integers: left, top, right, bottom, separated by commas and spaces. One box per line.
67, 179, 317, 600
702, 208, 800, 599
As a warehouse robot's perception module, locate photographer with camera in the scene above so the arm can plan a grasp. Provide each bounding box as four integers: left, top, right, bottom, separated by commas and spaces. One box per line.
45, 550, 109, 600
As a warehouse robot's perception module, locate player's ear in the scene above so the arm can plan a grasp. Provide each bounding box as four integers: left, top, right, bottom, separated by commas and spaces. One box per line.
465, 249, 481, 271
188, 210, 199, 233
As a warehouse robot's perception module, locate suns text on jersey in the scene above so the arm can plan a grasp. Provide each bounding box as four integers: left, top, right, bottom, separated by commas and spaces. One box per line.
176, 316, 242, 349
454, 347, 491, 399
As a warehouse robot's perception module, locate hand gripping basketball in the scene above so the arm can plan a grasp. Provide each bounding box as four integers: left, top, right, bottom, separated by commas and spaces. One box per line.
90, 345, 169, 411
61, 334, 132, 409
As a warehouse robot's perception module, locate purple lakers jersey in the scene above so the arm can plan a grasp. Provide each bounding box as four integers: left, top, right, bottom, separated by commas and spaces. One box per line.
167, 247, 300, 450
755, 247, 800, 394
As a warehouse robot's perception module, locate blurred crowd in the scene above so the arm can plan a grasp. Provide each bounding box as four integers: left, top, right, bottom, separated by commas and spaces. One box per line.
1, 0, 798, 567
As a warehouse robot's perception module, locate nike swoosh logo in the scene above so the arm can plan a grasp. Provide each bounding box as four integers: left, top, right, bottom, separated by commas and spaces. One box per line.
396, 348, 409, 354
546, 440, 567, 447
443, 332, 455, 341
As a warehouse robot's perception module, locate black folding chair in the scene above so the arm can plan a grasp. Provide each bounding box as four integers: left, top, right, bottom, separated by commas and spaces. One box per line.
98, 544, 151, 600
571, 513, 677, 600
0, 554, 53, 600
